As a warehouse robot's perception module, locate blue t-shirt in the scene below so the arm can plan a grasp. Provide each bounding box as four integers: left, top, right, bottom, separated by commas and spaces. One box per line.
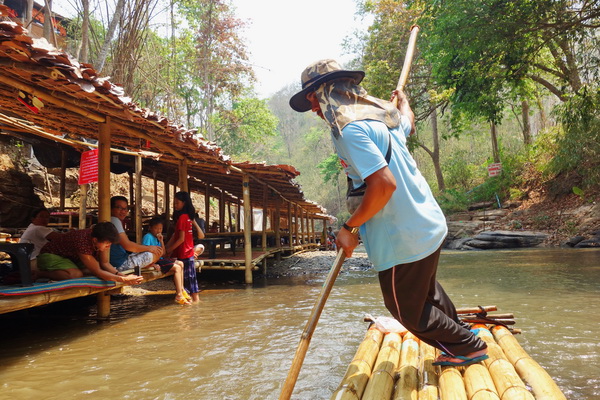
109, 216, 128, 268
142, 233, 160, 247
332, 117, 448, 271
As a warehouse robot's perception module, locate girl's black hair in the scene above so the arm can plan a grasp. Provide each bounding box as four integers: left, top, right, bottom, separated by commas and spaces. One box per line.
173, 191, 195, 221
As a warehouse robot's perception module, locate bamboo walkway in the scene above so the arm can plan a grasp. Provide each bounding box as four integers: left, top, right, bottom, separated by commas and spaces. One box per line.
331, 319, 566, 400
198, 243, 320, 270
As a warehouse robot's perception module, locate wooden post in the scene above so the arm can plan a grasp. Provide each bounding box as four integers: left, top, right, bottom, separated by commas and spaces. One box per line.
78, 184, 88, 229
59, 150, 66, 211
178, 159, 188, 192
294, 204, 299, 246
322, 218, 327, 248
287, 201, 292, 249
205, 185, 210, 228
227, 202, 233, 232
274, 195, 281, 260
262, 186, 268, 252
128, 170, 134, 207
236, 200, 241, 232
219, 190, 225, 232
242, 175, 253, 284
261, 186, 268, 274
97, 118, 111, 318
96, 291, 111, 319
135, 155, 142, 242
153, 172, 158, 216
310, 217, 315, 245
97, 117, 111, 222
163, 181, 170, 234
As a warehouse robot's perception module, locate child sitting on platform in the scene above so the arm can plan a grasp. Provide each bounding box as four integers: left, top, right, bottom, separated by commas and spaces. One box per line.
142, 217, 191, 305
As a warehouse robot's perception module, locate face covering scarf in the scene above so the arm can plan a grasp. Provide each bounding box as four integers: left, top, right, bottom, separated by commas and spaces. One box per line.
313, 79, 400, 139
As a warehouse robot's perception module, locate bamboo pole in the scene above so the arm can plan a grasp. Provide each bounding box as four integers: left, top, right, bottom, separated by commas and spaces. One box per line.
262, 185, 268, 252
330, 327, 385, 400
456, 306, 497, 315
59, 150, 66, 211
205, 186, 210, 228
393, 332, 419, 400
438, 365, 468, 400
178, 159, 188, 192
472, 325, 534, 400
242, 175, 253, 284
362, 332, 402, 400
220, 190, 226, 232
97, 117, 111, 222
463, 364, 500, 400
164, 181, 170, 232
287, 201, 293, 249
418, 342, 439, 400
78, 184, 88, 229
279, 249, 346, 400
274, 195, 281, 259
492, 326, 566, 400
153, 172, 158, 215
135, 155, 142, 243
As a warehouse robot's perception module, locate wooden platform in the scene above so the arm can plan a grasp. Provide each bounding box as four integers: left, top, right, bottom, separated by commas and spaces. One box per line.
198, 244, 320, 270
0, 269, 167, 316
331, 322, 566, 400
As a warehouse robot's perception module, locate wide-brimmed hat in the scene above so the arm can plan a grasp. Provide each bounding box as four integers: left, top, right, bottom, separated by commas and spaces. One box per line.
289, 59, 364, 112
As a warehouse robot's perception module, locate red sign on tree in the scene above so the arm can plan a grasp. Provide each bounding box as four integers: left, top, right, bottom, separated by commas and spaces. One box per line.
78, 149, 99, 185
487, 162, 502, 177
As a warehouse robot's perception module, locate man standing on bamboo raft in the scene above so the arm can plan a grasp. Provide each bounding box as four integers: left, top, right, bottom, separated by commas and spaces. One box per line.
289, 59, 488, 366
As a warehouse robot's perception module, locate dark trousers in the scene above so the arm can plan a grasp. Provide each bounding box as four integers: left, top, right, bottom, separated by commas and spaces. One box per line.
378, 246, 487, 356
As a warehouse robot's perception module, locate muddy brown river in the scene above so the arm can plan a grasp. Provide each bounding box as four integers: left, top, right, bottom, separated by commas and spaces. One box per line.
0, 248, 598, 399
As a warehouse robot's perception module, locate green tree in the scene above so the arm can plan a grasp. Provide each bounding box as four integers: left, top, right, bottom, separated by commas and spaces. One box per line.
212, 98, 279, 159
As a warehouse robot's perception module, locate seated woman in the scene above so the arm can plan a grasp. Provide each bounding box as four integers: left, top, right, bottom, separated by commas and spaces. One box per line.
37, 222, 143, 285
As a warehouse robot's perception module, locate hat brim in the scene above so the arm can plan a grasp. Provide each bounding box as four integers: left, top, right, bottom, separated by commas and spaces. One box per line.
289, 70, 365, 112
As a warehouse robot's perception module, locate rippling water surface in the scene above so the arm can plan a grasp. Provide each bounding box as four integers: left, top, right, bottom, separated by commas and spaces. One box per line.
0, 248, 598, 399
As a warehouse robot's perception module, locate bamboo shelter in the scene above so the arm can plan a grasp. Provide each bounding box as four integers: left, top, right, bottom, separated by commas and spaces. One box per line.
330, 307, 566, 400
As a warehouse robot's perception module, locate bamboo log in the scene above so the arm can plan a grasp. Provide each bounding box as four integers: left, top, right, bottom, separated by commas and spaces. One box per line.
438, 365, 468, 400
472, 325, 534, 400
362, 332, 403, 400
460, 319, 515, 326
456, 306, 497, 315
418, 342, 439, 400
242, 175, 253, 284
460, 314, 514, 320
393, 333, 419, 400
463, 364, 500, 400
331, 327, 385, 400
492, 326, 566, 400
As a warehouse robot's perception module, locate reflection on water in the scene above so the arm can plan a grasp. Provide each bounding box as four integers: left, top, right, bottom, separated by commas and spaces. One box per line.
0, 248, 598, 399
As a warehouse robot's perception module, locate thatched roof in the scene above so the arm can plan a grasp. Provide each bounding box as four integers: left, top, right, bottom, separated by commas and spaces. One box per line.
0, 12, 328, 217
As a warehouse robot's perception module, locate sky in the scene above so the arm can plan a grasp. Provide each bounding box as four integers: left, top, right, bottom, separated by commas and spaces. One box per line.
52, 0, 367, 99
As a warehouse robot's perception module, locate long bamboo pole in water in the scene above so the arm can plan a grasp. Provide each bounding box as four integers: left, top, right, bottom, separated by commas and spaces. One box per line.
472, 325, 534, 400
393, 332, 419, 400
330, 327, 385, 400
279, 249, 346, 400
492, 326, 566, 400
362, 332, 403, 400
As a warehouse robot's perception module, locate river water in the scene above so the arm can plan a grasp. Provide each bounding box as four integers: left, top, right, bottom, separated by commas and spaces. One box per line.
0, 248, 598, 399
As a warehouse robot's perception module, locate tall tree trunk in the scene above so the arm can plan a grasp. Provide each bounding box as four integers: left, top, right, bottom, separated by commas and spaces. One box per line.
78, 0, 90, 63
430, 108, 445, 191
96, 0, 125, 73
490, 122, 500, 163
521, 100, 532, 145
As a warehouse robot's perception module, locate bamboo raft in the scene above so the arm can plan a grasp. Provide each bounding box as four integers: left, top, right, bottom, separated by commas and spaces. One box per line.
331, 307, 566, 400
